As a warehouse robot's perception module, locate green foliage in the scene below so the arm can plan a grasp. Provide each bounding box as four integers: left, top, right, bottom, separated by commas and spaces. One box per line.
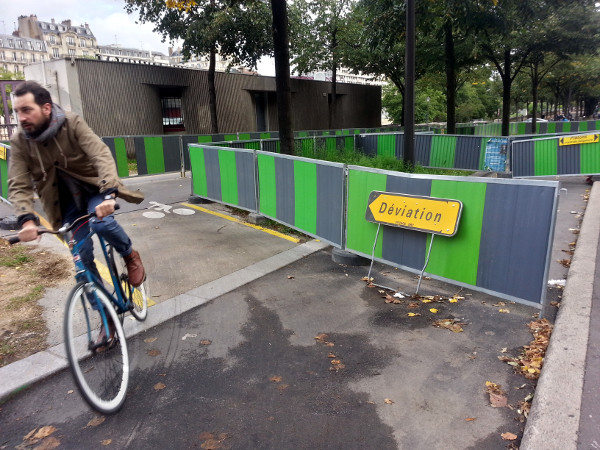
0, 68, 23, 80
0, 247, 33, 268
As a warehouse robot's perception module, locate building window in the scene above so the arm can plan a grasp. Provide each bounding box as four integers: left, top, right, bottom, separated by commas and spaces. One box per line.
67, 36, 75, 46
80, 39, 86, 48
17, 40, 23, 49
160, 96, 185, 132
37, 42, 42, 50
68, 48, 75, 56
8, 39, 14, 48
52, 48, 60, 58
12, 52, 17, 61
0, 39, 3, 47
49, 35, 56, 44
0, 51, 4, 60
42, 23, 47, 29
83, 51, 88, 57
20, 53, 26, 61
26, 41, 32, 50
31, 53, 36, 62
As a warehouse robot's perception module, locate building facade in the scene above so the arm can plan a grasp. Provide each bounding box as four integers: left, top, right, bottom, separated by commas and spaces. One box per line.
0, 34, 47, 75
24, 58, 381, 136
17, 15, 97, 61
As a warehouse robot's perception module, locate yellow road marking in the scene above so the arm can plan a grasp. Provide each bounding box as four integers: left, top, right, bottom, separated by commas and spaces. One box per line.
182, 202, 301, 243
34, 211, 155, 306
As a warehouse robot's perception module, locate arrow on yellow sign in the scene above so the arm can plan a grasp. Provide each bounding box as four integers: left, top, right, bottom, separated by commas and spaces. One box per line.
365, 191, 463, 237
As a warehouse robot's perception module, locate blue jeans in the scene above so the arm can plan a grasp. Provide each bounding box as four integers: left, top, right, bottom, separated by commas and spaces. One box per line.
62, 193, 133, 285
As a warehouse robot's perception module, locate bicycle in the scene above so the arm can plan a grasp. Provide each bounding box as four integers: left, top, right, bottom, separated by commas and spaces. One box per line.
8, 207, 148, 414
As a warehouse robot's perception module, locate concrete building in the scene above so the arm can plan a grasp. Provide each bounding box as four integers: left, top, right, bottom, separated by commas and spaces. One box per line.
0, 34, 47, 75
17, 15, 97, 61
24, 58, 381, 136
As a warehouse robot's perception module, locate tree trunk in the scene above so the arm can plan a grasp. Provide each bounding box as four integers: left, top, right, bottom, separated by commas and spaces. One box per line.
329, 33, 338, 130
531, 62, 539, 134
271, 0, 294, 154
501, 49, 511, 136
444, 18, 456, 135
208, 46, 219, 134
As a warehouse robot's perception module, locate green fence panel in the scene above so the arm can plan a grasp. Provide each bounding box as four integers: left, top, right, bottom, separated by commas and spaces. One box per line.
579, 122, 588, 132
346, 168, 387, 257
143, 137, 166, 174
426, 180, 486, 285
239, 133, 251, 140
534, 139, 558, 176
257, 153, 277, 217
189, 146, 208, 196
345, 136, 354, 152
562, 122, 571, 133
580, 140, 600, 174
430, 135, 457, 168
377, 134, 396, 158
293, 160, 318, 235
113, 138, 129, 178
0, 144, 8, 199
260, 132, 272, 139
218, 150, 239, 205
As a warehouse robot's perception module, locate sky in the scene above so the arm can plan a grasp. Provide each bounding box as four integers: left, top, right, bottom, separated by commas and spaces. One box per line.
1, 0, 275, 75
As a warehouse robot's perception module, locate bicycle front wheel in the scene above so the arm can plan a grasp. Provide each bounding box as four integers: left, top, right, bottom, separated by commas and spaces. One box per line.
63, 281, 129, 414
108, 246, 148, 321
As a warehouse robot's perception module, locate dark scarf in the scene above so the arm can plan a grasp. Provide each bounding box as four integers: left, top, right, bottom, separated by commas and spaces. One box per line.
25, 103, 66, 143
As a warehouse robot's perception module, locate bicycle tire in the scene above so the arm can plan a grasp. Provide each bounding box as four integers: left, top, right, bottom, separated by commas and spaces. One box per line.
63, 281, 129, 414
108, 246, 148, 321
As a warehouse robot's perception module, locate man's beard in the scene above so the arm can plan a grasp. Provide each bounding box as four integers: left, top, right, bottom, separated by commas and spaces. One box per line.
24, 116, 51, 139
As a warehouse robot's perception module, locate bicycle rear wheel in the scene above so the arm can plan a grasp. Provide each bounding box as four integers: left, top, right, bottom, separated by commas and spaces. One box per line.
63, 281, 129, 414
108, 246, 148, 321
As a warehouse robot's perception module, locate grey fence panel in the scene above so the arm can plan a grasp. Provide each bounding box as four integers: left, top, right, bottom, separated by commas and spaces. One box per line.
588, 121, 598, 131
357, 134, 378, 156
163, 136, 183, 173
262, 140, 279, 153
181, 136, 198, 170
477, 183, 556, 303
539, 122, 548, 134
203, 147, 223, 201
133, 137, 148, 176
395, 134, 405, 160
235, 151, 258, 210
414, 134, 433, 166
274, 157, 296, 226
511, 140, 535, 177
381, 176, 432, 270
557, 144, 581, 175
316, 164, 345, 246
525, 122, 533, 134
455, 136, 483, 170
571, 122, 579, 132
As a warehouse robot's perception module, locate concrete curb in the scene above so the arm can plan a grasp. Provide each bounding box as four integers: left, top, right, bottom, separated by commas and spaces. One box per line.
0, 239, 329, 402
520, 183, 599, 449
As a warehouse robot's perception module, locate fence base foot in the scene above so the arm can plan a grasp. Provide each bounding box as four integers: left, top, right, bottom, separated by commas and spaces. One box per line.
188, 195, 211, 204
331, 248, 370, 266
247, 213, 268, 225
0, 215, 18, 230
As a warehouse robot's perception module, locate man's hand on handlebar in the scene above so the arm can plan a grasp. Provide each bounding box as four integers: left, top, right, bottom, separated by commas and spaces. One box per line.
18, 220, 40, 242
96, 197, 116, 220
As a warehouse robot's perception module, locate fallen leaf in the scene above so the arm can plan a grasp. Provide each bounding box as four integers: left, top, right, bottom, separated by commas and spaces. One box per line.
276, 384, 289, 391
326, 342, 335, 347
449, 299, 458, 303
501, 432, 518, 441
331, 360, 343, 365
287, 275, 294, 279
147, 349, 161, 357
101, 439, 112, 445
327, 353, 336, 358
67, 390, 74, 394
498, 309, 510, 313
489, 392, 508, 408
198, 432, 215, 440
500, 347, 508, 353
361, 276, 374, 282
144, 337, 157, 343
421, 299, 432, 303
464, 417, 477, 422
432, 319, 464, 332
269, 376, 282, 383
200, 339, 212, 345
315, 333, 328, 341
181, 333, 197, 341
87, 416, 105, 427
408, 302, 420, 308
493, 301, 506, 307
407, 312, 421, 317
384, 398, 394, 404
429, 308, 438, 313
154, 382, 166, 391
378, 290, 385, 294
23, 426, 57, 444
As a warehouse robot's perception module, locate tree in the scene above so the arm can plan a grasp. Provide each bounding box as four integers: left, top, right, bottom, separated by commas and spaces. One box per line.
290, 0, 354, 129
125, 0, 272, 133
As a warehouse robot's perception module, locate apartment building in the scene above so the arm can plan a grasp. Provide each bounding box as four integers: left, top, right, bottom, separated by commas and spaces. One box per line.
0, 34, 47, 74
17, 15, 97, 60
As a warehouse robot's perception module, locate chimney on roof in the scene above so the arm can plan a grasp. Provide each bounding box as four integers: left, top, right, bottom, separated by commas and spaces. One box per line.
62, 20, 71, 27
51, 18, 55, 24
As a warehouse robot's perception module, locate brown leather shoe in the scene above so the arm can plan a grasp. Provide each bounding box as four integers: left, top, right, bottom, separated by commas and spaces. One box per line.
95, 318, 116, 353
124, 249, 145, 287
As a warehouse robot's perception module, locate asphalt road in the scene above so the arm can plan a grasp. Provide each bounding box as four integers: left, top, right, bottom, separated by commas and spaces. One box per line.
0, 173, 591, 449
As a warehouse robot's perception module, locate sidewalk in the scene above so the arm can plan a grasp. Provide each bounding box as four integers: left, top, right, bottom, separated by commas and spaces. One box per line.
521, 181, 600, 449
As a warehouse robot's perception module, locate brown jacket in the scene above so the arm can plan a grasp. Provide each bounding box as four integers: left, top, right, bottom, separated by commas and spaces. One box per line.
8, 112, 143, 230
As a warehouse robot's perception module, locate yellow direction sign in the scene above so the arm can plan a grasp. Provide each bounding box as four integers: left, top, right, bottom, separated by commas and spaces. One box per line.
365, 191, 462, 236
0, 146, 6, 160
559, 134, 599, 146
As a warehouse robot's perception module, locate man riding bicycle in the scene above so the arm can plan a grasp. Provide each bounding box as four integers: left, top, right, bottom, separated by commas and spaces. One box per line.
8, 81, 146, 342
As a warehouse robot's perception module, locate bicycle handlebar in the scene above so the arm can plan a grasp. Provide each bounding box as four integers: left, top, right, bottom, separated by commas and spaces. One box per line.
5, 203, 120, 245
